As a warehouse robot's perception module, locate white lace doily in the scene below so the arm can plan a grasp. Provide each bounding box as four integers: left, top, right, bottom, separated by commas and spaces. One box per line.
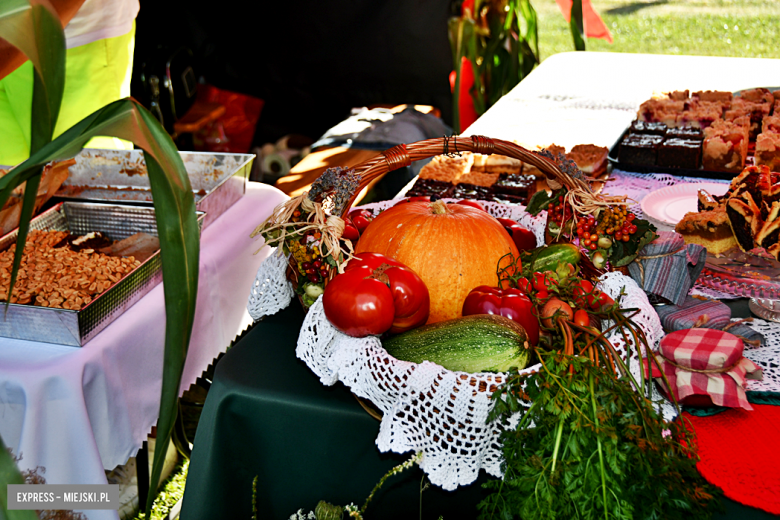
247, 248, 294, 321
248, 198, 780, 490
289, 199, 660, 490
740, 318, 780, 395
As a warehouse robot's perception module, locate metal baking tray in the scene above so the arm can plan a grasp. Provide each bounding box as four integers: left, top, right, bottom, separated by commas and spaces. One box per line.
54, 149, 253, 228
0, 202, 204, 347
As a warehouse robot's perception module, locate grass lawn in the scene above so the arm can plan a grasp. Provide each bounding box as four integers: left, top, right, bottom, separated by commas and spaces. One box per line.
534, 0, 780, 60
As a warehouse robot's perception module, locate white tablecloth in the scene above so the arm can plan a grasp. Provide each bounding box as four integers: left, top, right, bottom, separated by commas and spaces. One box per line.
465, 51, 780, 149
0, 182, 288, 519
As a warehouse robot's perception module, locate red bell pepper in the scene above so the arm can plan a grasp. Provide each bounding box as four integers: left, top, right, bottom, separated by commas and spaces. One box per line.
496, 217, 537, 251
462, 285, 539, 346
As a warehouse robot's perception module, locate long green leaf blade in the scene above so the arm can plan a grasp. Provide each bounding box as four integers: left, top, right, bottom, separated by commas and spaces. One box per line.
0, 435, 38, 520
7, 99, 200, 516
570, 0, 587, 51
6, 173, 41, 307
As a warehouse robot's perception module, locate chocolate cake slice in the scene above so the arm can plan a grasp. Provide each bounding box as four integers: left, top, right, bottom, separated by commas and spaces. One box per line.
618, 134, 663, 166
756, 167, 780, 219
492, 173, 535, 197
450, 182, 493, 201
724, 165, 763, 202
756, 201, 780, 260
658, 138, 702, 169
490, 193, 528, 205
726, 192, 763, 252
629, 120, 667, 135
407, 178, 452, 198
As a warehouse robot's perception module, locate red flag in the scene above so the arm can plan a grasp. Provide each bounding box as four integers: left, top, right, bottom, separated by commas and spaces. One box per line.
449, 56, 480, 132
555, 0, 613, 43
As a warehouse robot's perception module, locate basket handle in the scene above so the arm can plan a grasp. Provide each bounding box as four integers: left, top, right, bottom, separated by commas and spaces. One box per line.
340, 135, 582, 214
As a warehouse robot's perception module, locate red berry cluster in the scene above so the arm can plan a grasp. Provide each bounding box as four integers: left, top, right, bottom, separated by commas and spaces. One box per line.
575, 206, 640, 250
301, 257, 329, 283
576, 216, 600, 251
547, 196, 572, 226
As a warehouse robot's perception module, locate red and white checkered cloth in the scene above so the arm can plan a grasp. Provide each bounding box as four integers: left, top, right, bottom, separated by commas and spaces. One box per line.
650, 328, 763, 410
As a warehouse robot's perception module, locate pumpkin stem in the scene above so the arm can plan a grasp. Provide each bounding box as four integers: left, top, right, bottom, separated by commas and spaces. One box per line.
430, 200, 450, 215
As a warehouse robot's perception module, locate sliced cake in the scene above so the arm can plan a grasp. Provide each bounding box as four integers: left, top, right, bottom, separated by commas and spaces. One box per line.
675, 206, 737, 255
756, 201, 780, 261
658, 138, 702, 169
619, 134, 663, 166
630, 120, 668, 136
693, 90, 733, 107
762, 114, 780, 134
418, 152, 474, 183
637, 98, 684, 127
567, 144, 609, 177
702, 118, 749, 172
726, 191, 763, 252
676, 101, 723, 129
755, 132, 780, 172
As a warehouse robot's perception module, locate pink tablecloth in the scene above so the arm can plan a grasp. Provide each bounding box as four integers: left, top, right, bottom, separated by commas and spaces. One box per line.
0, 182, 287, 520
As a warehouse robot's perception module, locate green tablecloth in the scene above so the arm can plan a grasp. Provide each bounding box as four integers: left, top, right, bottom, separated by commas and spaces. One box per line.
180, 302, 490, 519
180, 300, 778, 519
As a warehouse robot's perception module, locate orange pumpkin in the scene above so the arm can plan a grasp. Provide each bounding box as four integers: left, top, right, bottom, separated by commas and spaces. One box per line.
355, 200, 519, 324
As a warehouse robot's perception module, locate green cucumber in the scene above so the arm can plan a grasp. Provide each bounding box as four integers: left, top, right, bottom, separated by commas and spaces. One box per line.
524, 243, 581, 274
383, 315, 531, 373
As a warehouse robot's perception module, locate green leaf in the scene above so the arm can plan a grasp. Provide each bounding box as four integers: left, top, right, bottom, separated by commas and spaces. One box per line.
1, 437, 38, 520
1, 3, 196, 518
0, 105, 198, 517
6, 99, 200, 517
614, 253, 637, 268
569, 0, 587, 51
526, 188, 554, 215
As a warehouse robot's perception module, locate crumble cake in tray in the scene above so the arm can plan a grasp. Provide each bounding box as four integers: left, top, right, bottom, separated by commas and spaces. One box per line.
609, 87, 780, 179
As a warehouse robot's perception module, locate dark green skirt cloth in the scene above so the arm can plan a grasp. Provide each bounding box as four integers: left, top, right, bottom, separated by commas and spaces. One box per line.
180, 298, 777, 519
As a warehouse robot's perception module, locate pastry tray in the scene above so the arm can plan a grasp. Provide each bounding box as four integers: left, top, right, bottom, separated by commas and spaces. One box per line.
0, 202, 204, 347
54, 149, 253, 228
607, 127, 742, 181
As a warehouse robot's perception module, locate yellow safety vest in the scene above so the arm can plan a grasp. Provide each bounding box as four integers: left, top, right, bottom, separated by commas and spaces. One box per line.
0, 22, 135, 166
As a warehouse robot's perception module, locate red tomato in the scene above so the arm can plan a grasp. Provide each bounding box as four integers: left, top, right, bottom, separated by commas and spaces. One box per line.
573, 309, 590, 328
596, 291, 615, 310
462, 285, 539, 346
345, 252, 404, 271
348, 209, 375, 234
532, 271, 556, 292
572, 279, 596, 309
342, 218, 360, 242
496, 217, 537, 251
323, 266, 395, 337
455, 199, 487, 211
515, 277, 532, 294
338, 252, 430, 335
541, 298, 574, 329
572, 278, 614, 311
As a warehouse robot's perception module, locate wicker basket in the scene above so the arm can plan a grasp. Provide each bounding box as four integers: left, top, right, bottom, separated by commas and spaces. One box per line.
255, 135, 609, 310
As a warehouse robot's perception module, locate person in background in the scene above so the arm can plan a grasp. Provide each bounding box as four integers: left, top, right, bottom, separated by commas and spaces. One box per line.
0, 0, 140, 166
